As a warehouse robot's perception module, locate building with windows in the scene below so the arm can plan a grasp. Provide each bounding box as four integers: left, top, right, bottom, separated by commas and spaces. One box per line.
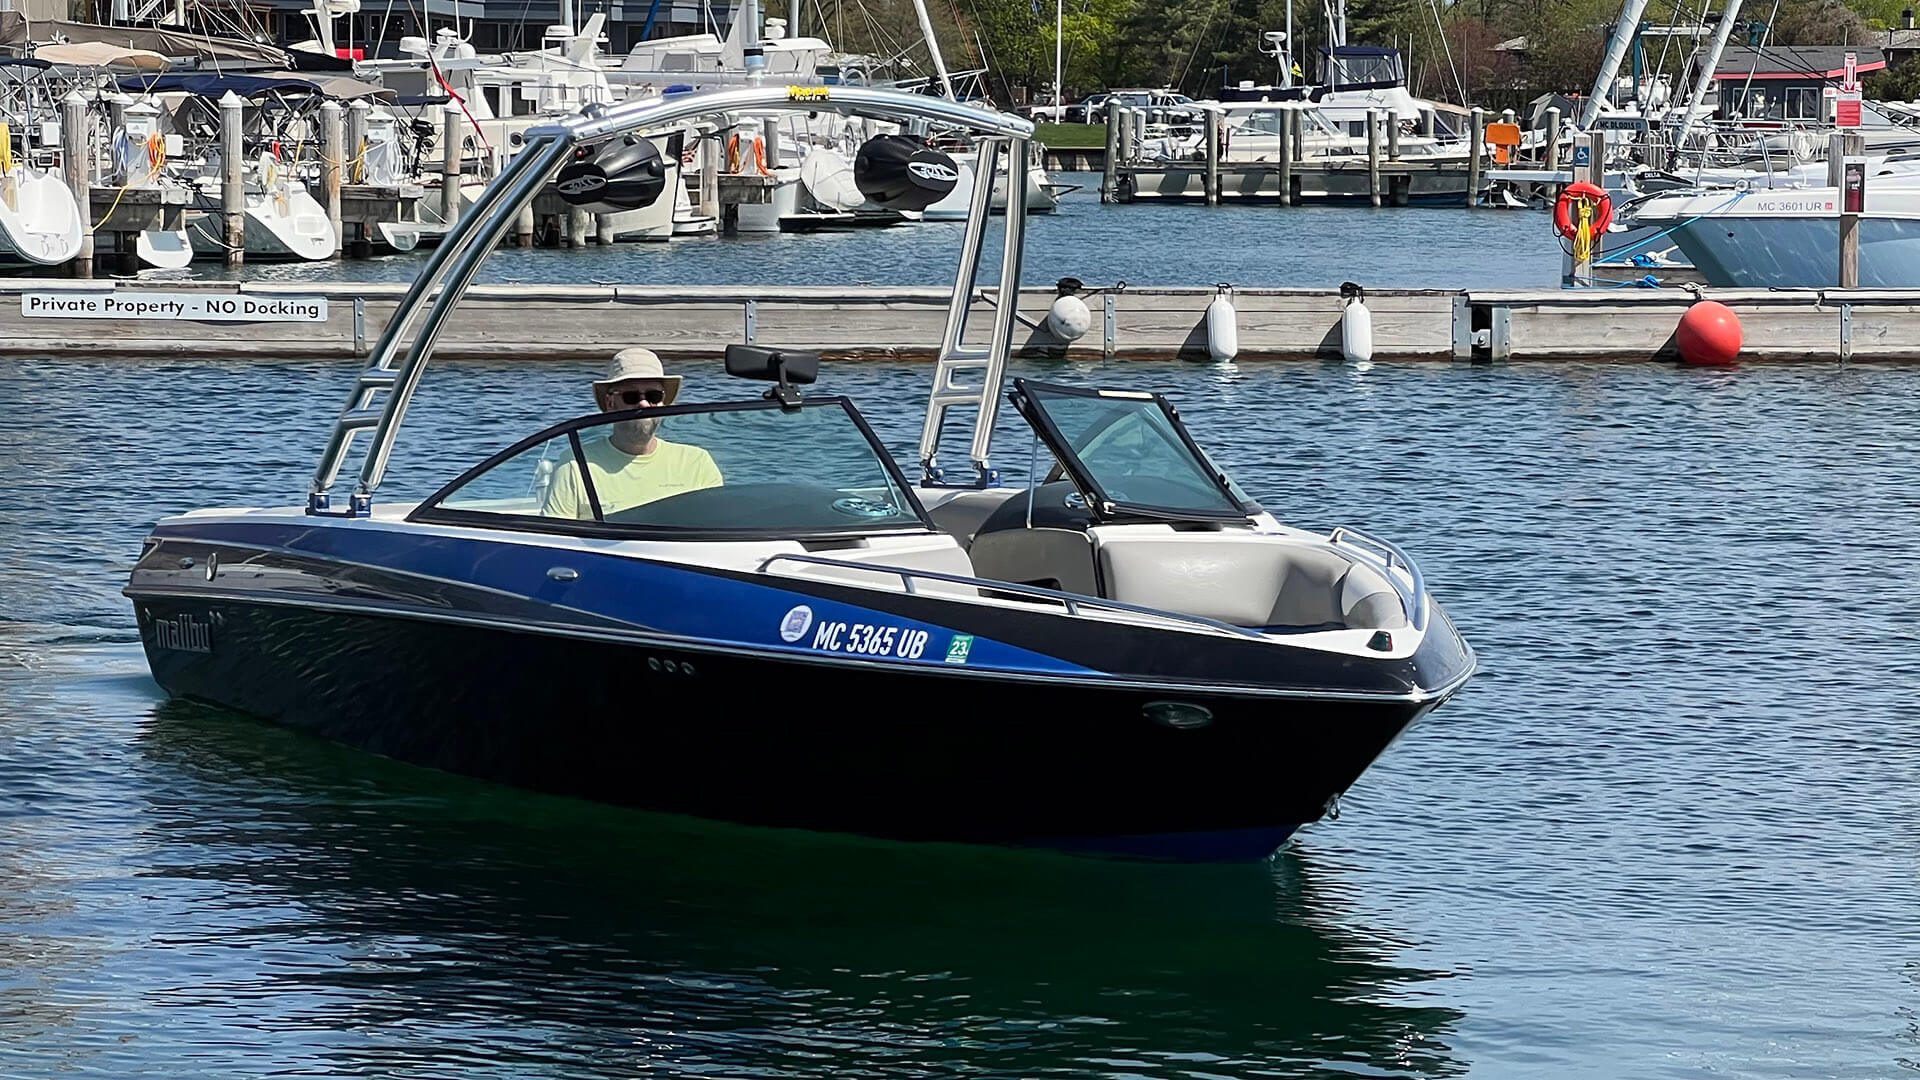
1712, 45, 1884, 122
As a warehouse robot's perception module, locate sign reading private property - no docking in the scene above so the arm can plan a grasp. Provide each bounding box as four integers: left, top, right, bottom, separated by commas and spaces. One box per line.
21, 292, 328, 323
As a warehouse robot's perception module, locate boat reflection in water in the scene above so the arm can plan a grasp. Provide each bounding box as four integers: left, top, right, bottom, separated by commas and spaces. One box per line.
126, 697, 1469, 1078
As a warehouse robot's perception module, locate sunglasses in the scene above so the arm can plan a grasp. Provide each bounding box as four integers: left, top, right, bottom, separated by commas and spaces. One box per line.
610, 388, 666, 407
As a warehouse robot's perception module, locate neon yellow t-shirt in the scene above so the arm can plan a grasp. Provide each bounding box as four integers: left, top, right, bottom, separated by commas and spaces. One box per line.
542, 435, 723, 519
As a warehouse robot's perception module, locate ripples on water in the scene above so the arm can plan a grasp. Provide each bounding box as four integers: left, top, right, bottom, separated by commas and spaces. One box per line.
2, 354, 1918, 1078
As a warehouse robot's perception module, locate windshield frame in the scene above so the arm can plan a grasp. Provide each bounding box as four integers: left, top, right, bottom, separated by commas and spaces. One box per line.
1009, 378, 1258, 525
409, 396, 939, 540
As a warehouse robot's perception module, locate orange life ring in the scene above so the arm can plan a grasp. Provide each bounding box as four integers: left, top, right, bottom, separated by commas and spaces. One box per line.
1554, 181, 1612, 239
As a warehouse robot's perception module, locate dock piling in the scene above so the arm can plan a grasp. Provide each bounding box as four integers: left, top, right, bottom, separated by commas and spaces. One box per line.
1204, 109, 1220, 206
439, 104, 461, 228
699, 132, 719, 222
1278, 107, 1293, 206
346, 100, 368, 184
596, 213, 616, 246
320, 100, 343, 257
1387, 111, 1400, 161
59, 92, 93, 279
1467, 107, 1485, 208
218, 90, 244, 269
1544, 107, 1561, 170
1367, 109, 1382, 207
1831, 130, 1865, 288
1102, 107, 1119, 202
1567, 130, 1603, 287
568, 208, 590, 248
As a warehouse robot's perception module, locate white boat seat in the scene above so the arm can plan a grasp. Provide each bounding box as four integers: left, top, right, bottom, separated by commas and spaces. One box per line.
1093, 532, 1407, 631
963, 482, 1099, 594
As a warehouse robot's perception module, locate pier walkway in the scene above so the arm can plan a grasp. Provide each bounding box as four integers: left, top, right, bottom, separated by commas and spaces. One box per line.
1, 279, 1911, 363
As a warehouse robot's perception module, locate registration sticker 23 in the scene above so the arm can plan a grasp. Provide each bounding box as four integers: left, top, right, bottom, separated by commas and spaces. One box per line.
810, 620, 930, 659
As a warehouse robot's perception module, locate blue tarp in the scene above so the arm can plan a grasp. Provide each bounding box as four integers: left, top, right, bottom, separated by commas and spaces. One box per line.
118, 72, 323, 98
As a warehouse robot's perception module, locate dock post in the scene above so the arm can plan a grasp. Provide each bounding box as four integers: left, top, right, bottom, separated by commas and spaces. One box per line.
219, 90, 244, 270
762, 116, 780, 174
1831, 130, 1864, 288
699, 132, 719, 221
1387, 111, 1400, 161
346, 100, 368, 183
107, 93, 130, 139
568, 208, 590, 248
1467, 106, 1485, 208
320, 100, 343, 257
59, 92, 93, 279
1544, 107, 1561, 171
1566, 130, 1602, 287
1204, 109, 1219, 205
596, 213, 616, 245
1278, 107, 1293, 205
516, 203, 535, 247
1102, 106, 1118, 201
439, 104, 462, 228
1367, 109, 1382, 207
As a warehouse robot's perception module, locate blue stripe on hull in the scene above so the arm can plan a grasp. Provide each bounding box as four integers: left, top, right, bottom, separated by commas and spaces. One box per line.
155, 519, 1094, 677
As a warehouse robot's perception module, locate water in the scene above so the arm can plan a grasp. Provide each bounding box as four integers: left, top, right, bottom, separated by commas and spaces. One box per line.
132, 174, 1569, 290
3, 354, 1918, 1078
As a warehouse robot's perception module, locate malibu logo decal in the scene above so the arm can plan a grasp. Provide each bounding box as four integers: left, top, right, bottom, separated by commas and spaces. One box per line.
152, 612, 213, 654
557, 175, 607, 196
908, 161, 958, 184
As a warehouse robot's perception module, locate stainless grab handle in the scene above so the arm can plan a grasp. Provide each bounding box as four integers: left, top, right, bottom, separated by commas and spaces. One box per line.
1328, 527, 1429, 632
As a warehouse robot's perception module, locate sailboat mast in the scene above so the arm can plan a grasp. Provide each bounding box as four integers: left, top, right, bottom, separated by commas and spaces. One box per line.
1668, 0, 1742, 157
1054, 0, 1063, 117
907, 0, 956, 100
1285, 0, 1293, 87
1580, 0, 1651, 127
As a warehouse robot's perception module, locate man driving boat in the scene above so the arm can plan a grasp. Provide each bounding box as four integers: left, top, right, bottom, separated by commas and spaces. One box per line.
542, 348, 723, 519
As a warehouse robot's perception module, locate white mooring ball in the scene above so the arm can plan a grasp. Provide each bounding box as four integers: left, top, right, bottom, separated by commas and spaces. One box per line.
1046, 294, 1092, 341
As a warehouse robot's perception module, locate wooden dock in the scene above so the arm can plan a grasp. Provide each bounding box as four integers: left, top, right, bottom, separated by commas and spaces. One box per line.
0, 279, 1912, 363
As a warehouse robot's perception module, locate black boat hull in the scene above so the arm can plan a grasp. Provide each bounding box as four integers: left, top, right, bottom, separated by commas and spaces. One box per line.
131, 594, 1442, 860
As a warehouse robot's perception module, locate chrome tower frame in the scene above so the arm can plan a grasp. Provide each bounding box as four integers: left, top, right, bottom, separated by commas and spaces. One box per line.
306, 85, 1036, 515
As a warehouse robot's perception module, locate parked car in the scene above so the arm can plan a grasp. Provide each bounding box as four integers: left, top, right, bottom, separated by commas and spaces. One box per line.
1065, 92, 1111, 124
1086, 89, 1201, 126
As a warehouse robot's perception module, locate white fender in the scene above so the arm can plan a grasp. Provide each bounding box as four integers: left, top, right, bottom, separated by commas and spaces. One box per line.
1206, 293, 1238, 361
1047, 294, 1091, 341
1341, 294, 1374, 363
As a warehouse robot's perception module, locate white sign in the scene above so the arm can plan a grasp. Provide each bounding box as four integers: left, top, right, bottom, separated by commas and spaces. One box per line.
1749, 195, 1839, 216
20, 292, 328, 322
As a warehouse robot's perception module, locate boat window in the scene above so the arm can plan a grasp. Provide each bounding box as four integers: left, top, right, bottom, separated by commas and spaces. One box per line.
417, 399, 930, 537
435, 433, 579, 517
1014, 380, 1249, 521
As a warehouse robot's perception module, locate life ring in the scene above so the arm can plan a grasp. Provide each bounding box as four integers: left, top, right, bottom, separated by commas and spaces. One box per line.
1554, 181, 1612, 238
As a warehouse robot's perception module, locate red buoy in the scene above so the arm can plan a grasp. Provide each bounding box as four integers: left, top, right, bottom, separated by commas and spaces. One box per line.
1676, 301, 1742, 366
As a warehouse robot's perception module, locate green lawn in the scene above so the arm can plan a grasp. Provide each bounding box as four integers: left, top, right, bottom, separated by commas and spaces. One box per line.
1034, 122, 1106, 149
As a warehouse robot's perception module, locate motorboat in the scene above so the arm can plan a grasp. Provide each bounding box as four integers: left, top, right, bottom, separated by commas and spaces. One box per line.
124, 85, 1474, 861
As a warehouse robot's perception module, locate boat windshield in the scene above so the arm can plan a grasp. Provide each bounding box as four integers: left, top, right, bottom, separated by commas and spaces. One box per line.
1010, 379, 1252, 522
414, 398, 931, 537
